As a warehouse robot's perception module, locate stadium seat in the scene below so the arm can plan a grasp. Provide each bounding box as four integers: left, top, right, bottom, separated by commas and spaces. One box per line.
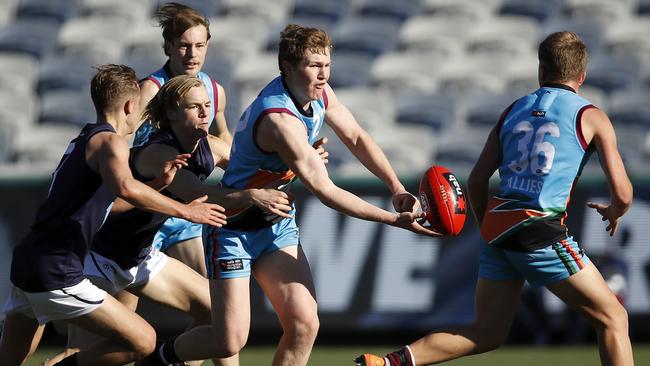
465, 16, 539, 60
221, 0, 292, 26
563, 0, 634, 25
335, 87, 396, 130
39, 90, 95, 126
291, 0, 352, 23
330, 16, 402, 57
13, 123, 81, 165
122, 21, 164, 60
420, 0, 499, 22
394, 90, 457, 132
397, 15, 468, 56
328, 52, 375, 88
0, 53, 39, 97
57, 15, 130, 62
355, 0, 421, 23
578, 85, 609, 111
498, 0, 563, 22
435, 55, 509, 96
0, 18, 60, 59
370, 51, 448, 93
542, 16, 606, 52
640, 0, 650, 14
80, 0, 150, 23
119, 52, 168, 80
0, 89, 39, 129
434, 128, 488, 176
37, 53, 99, 95
16, 0, 79, 25
266, 15, 337, 52
208, 15, 270, 60
462, 91, 521, 129
584, 54, 642, 94
608, 87, 650, 128
602, 17, 650, 64
200, 48, 236, 90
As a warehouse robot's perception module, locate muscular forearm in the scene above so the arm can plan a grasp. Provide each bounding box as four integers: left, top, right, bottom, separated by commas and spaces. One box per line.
348, 132, 404, 194
314, 184, 396, 224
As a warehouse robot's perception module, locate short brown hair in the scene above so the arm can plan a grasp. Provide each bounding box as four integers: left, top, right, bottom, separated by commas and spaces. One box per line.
278, 24, 332, 75
90, 64, 139, 114
141, 75, 204, 131
156, 2, 211, 56
538, 31, 588, 83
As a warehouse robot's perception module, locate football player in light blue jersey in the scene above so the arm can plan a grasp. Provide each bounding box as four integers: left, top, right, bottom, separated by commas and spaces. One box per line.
143, 24, 439, 366
356, 32, 634, 366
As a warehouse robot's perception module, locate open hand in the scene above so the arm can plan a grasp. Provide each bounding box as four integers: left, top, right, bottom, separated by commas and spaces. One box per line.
251, 188, 294, 219
185, 195, 227, 227
392, 211, 443, 237
587, 201, 622, 236
152, 153, 190, 189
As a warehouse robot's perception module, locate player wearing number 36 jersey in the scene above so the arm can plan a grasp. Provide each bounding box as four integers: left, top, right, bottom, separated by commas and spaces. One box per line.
480, 83, 595, 250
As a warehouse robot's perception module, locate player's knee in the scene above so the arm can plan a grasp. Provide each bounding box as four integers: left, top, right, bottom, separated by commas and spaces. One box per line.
595, 301, 629, 334
287, 312, 320, 343
130, 324, 157, 359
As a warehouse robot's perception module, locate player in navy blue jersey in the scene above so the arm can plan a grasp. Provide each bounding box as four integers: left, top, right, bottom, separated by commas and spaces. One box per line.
356, 31, 634, 366
0, 65, 227, 366
42, 75, 298, 366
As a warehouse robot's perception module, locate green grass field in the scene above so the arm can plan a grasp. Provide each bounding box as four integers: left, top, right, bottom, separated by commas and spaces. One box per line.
24, 345, 650, 365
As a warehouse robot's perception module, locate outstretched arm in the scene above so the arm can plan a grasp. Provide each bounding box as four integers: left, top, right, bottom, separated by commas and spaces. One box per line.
323, 84, 416, 213
581, 108, 633, 235
85, 132, 226, 227
133, 141, 293, 218
258, 112, 439, 237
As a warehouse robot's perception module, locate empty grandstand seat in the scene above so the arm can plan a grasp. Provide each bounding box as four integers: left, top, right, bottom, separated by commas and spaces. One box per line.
397, 15, 468, 56
602, 17, 650, 65
13, 123, 81, 165
16, 0, 80, 25
37, 53, 99, 95
466, 16, 541, 55
420, 0, 500, 22
122, 21, 164, 60
328, 52, 375, 88
0, 89, 39, 129
0, 18, 60, 59
394, 90, 457, 132
608, 87, 650, 128
542, 16, 606, 52
58, 15, 130, 62
292, 0, 351, 23
119, 52, 168, 80
355, 0, 421, 23
335, 87, 396, 130
0, 53, 39, 97
370, 51, 448, 93
208, 15, 270, 60
200, 49, 236, 89
563, 0, 634, 25
434, 128, 489, 176
221, 0, 292, 26
39, 90, 95, 126
80, 0, 150, 23
584, 54, 642, 94
579, 85, 609, 110
435, 55, 510, 96
331, 16, 401, 57
462, 91, 520, 128
498, 0, 563, 22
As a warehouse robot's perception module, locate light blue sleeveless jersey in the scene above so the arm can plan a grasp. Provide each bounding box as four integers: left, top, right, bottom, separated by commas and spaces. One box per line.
133, 64, 219, 146
481, 85, 595, 245
220, 76, 327, 230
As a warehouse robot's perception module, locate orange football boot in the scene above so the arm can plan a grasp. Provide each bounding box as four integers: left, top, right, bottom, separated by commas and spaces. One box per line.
354, 354, 386, 366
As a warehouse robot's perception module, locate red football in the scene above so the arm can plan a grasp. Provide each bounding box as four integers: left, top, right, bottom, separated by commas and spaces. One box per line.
418, 165, 467, 236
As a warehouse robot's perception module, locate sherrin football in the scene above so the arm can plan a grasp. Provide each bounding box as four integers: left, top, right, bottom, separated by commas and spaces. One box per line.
418, 165, 467, 236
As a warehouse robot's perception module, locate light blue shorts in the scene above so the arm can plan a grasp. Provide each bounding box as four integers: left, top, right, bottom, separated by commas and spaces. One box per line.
152, 217, 203, 252
203, 216, 300, 279
478, 236, 591, 288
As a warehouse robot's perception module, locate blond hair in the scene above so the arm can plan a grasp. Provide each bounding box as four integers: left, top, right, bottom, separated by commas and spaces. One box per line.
538, 31, 588, 83
278, 24, 332, 75
141, 75, 204, 131
90, 64, 139, 114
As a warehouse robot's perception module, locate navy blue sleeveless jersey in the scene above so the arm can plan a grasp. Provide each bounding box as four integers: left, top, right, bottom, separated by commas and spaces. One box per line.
11, 123, 117, 292
91, 129, 215, 269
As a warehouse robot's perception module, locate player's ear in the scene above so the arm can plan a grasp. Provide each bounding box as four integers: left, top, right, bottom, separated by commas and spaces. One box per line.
124, 98, 134, 116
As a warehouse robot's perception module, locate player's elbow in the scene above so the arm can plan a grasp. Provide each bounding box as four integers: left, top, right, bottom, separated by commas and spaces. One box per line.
114, 180, 141, 202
